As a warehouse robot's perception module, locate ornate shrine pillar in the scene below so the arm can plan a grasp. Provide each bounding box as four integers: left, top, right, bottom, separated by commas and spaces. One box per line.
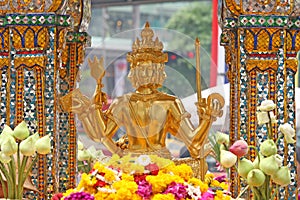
57, 0, 91, 192
220, 0, 300, 199
0, 0, 90, 199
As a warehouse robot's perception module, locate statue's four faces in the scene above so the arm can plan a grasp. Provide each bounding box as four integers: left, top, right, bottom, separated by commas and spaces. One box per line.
128, 61, 166, 89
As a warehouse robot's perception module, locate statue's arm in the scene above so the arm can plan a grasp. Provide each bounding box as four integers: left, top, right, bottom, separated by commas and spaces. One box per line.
60, 87, 122, 155
169, 95, 223, 158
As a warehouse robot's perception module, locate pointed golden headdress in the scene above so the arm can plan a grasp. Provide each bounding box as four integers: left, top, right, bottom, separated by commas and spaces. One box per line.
127, 22, 168, 66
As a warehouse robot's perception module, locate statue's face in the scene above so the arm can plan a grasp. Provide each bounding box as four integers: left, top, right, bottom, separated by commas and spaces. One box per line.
128, 61, 166, 89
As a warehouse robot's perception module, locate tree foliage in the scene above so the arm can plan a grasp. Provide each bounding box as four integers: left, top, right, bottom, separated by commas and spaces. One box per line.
164, 2, 212, 93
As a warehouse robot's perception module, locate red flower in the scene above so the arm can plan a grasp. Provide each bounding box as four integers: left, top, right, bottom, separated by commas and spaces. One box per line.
145, 163, 159, 175
134, 174, 148, 183
94, 180, 106, 188
52, 193, 63, 200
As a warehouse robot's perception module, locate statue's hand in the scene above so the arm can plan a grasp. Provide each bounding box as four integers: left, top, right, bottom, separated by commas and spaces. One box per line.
60, 89, 91, 114
88, 56, 105, 81
197, 93, 224, 121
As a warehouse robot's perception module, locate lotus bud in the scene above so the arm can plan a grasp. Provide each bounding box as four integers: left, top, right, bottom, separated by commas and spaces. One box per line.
238, 158, 254, 178
1, 125, 13, 136
78, 149, 91, 161
260, 139, 277, 157
1, 136, 17, 156
35, 135, 51, 155
20, 136, 36, 156
257, 111, 269, 126
78, 140, 84, 150
247, 169, 266, 187
29, 133, 40, 144
279, 123, 296, 144
0, 152, 11, 163
215, 132, 229, 146
220, 144, 226, 151
220, 150, 237, 168
269, 111, 277, 124
274, 154, 283, 167
253, 153, 264, 169
0, 125, 14, 145
12, 121, 30, 140
259, 155, 280, 176
257, 100, 276, 111
272, 166, 291, 186
229, 140, 248, 157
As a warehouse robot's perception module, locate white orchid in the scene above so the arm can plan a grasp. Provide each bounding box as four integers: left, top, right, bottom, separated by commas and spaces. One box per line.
269, 111, 277, 124
256, 111, 269, 126
279, 123, 296, 144
257, 100, 276, 111
136, 155, 151, 166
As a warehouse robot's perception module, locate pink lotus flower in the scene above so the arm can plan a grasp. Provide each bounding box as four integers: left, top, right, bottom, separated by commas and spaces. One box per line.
229, 140, 248, 157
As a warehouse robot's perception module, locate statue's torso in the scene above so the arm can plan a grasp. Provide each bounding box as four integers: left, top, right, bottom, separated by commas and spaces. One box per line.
107, 92, 181, 155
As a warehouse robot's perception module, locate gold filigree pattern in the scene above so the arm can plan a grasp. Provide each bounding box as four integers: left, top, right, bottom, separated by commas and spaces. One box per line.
127, 22, 168, 66
0, 0, 64, 14
14, 57, 46, 69
246, 60, 278, 71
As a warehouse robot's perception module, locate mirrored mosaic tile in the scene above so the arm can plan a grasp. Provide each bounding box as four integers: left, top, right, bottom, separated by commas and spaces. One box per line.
0, 67, 8, 129
242, 0, 274, 13
45, 30, 56, 197
239, 34, 248, 142
256, 72, 269, 145
23, 68, 37, 133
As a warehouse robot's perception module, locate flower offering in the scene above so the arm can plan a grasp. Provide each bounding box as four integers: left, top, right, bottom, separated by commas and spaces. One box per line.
61, 154, 231, 200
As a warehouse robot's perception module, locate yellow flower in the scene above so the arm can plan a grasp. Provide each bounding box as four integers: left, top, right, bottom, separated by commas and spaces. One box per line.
220, 182, 229, 190
95, 192, 116, 200
187, 177, 209, 193
131, 194, 143, 200
122, 173, 134, 181
77, 173, 97, 194
146, 173, 184, 193
224, 195, 231, 200
210, 180, 220, 187
205, 173, 214, 184
103, 168, 117, 182
188, 177, 203, 187
216, 190, 223, 198
152, 193, 175, 200
214, 190, 231, 200
112, 180, 139, 200
93, 162, 106, 172
199, 181, 209, 193
171, 164, 193, 181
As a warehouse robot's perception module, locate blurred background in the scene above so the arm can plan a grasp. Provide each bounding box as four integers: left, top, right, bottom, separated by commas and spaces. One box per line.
78, 0, 300, 172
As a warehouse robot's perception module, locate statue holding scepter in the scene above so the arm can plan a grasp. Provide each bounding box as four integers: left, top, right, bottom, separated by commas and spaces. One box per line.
61, 22, 224, 161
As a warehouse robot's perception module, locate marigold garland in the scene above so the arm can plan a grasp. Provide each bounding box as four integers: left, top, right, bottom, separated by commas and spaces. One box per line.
60, 155, 231, 200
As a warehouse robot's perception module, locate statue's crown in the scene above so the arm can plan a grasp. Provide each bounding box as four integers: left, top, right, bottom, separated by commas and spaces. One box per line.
127, 22, 168, 66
